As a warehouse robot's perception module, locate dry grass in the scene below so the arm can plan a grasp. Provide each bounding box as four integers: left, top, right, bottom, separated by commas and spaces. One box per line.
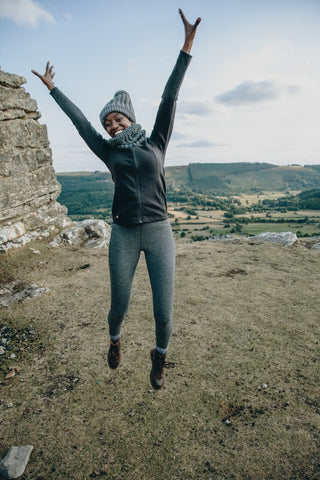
0, 238, 319, 480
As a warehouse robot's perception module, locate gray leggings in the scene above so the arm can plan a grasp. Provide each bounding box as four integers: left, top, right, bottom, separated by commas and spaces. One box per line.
108, 219, 175, 350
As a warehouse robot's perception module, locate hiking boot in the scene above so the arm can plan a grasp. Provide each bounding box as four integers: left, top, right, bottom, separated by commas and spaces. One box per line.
150, 348, 166, 389
108, 338, 121, 369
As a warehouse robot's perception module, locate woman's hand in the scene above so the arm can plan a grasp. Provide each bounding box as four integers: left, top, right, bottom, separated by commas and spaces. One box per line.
31, 61, 55, 91
179, 8, 201, 54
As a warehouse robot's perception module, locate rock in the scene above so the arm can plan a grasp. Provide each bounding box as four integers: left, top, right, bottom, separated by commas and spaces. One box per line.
213, 234, 235, 241
0, 445, 33, 479
0, 71, 26, 88
0, 346, 5, 355
250, 232, 298, 247
50, 219, 111, 248
29, 248, 41, 254
0, 223, 26, 244
0, 282, 50, 308
0, 69, 111, 253
0, 68, 71, 253
311, 242, 320, 251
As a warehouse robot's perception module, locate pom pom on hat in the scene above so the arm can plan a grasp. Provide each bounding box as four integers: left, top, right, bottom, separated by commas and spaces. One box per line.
100, 90, 136, 127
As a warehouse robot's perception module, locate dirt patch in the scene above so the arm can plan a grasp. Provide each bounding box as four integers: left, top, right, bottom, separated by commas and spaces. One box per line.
0, 239, 319, 479
218, 267, 248, 277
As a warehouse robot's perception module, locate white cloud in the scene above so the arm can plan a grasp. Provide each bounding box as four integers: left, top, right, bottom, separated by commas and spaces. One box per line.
215, 80, 301, 106
177, 97, 215, 117
215, 80, 279, 105
0, 0, 55, 27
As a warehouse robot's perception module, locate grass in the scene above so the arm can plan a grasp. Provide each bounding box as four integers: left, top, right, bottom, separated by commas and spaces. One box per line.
167, 199, 320, 241
241, 222, 320, 236
172, 219, 320, 241
0, 239, 319, 479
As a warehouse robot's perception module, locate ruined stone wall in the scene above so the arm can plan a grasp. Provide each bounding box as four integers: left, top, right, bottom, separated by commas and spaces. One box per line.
0, 69, 71, 252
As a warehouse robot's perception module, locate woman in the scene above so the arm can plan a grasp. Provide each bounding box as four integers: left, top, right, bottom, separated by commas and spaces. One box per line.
32, 9, 201, 389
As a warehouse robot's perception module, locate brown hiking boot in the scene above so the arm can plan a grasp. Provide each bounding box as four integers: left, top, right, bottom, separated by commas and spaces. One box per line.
108, 338, 121, 369
150, 349, 166, 389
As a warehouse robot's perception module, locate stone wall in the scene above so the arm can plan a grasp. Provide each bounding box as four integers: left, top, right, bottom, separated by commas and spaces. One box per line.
0, 69, 71, 252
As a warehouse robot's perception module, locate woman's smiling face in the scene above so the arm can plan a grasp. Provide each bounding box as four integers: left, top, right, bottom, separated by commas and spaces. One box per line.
104, 112, 133, 138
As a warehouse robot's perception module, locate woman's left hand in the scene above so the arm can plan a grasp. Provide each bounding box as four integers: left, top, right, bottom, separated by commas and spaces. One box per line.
179, 8, 201, 54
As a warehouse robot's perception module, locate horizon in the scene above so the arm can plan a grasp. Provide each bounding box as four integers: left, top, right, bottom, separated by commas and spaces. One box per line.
1, 0, 320, 171
55, 161, 320, 175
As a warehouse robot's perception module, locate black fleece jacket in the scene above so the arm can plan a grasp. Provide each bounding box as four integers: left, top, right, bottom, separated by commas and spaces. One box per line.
50, 50, 191, 227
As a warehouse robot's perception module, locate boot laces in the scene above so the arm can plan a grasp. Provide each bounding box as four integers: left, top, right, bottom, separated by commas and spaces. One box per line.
156, 354, 175, 369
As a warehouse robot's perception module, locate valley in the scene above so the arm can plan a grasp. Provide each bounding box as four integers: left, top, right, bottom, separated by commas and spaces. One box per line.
57, 163, 320, 242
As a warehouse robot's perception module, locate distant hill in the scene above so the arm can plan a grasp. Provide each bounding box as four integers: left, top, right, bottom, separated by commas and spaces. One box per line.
165, 163, 320, 193
57, 171, 113, 218
57, 163, 320, 216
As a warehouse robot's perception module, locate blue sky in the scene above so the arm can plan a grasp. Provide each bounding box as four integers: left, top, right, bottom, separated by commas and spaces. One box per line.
1, 0, 320, 172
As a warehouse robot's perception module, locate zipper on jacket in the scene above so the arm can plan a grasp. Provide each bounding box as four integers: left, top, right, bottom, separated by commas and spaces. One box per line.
133, 150, 143, 223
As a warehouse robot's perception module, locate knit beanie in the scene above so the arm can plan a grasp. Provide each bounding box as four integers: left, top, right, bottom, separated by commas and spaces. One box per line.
99, 90, 136, 127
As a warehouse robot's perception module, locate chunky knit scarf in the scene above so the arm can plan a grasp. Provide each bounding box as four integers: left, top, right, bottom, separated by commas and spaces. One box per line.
107, 123, 146, 149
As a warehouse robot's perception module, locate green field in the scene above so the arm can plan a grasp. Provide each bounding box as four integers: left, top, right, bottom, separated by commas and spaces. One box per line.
169, 206, 320, 241
241, 222, 320, 236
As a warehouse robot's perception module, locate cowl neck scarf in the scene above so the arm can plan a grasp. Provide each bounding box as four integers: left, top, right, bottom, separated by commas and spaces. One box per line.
107, 123, 146, 149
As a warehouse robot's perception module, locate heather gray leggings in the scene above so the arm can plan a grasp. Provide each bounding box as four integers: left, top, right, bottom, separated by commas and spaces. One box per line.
108, 219, 175, 350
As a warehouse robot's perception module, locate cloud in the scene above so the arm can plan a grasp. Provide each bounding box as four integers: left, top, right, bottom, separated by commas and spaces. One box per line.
171, 131, 187, 141
215, 80, 281, 106
0, 0, 55, 27
215, 80, 300, 107
178, 98, 215, 116
286, 85, 301, 95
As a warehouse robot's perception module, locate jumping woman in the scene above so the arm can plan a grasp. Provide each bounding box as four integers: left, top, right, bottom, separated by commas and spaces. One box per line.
32, 9, 201, 389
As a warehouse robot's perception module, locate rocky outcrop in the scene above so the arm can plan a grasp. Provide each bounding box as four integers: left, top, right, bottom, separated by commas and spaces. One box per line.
0, 69, 71, 252
251, 232, 298, 247
50, 218, 111, 249
0, 282, 50, 308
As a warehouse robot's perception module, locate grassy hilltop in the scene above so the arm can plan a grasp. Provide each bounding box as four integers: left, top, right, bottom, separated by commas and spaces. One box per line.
165, 162, 320, 193
0, 237, 319, 479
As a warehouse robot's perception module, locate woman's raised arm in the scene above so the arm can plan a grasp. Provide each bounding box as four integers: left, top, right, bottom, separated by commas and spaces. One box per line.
31, 62, 109, 162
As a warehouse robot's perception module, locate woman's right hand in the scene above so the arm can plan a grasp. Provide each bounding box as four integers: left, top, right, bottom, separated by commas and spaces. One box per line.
31, 61, 55, 91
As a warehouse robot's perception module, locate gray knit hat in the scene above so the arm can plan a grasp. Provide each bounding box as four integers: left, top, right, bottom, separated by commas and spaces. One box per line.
100, 90, 136, 127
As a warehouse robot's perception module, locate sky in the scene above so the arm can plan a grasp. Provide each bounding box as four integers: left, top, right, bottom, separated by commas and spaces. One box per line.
1, 0, 320, 172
